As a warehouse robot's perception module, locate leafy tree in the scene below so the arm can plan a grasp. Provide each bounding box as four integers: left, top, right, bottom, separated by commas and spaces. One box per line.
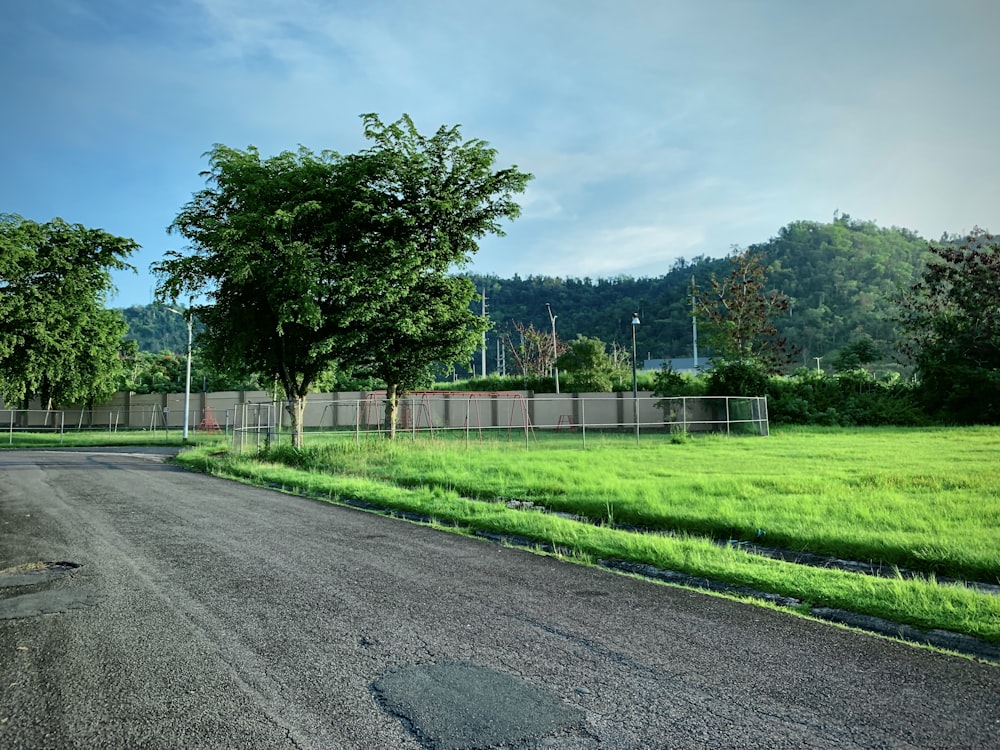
555, 335, 628, 392
155, 114, 530, 444
695, 248, 796, 373
651, 364, 705, 397
0, 215, 136, 410
704, 359, 771, 397
897, 228, 1000, 423
155, 144, 396, 445
832, 335, 882, 372
346, 114, 531, 435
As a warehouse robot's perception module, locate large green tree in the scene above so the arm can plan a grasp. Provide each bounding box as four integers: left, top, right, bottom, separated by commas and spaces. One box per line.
348, 114, 531, 435
897, 228, 1000, 423
0, 215, 136, 410
155, 114, 530, 444
155, 144, 403, 445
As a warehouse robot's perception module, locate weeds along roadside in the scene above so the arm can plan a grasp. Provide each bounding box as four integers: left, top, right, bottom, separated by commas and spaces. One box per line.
173, 432, 1000, 650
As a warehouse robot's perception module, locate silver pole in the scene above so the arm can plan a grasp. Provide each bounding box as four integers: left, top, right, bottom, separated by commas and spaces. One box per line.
631, 312, 640, 443
546, 302, 559, 394
481, 289, 488, 378
183, 314, 192, 441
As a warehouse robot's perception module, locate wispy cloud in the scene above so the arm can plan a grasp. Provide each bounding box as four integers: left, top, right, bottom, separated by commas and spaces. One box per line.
1, 0, 998, 305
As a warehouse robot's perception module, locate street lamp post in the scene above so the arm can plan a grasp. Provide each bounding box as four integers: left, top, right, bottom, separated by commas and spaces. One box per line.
631, 312, 640, 442
545, 302, 560, 394
167, 304, 193, 442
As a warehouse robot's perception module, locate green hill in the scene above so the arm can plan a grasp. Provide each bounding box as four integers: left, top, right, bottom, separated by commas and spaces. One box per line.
120, 215, 931, 374
468, 215, 928, 372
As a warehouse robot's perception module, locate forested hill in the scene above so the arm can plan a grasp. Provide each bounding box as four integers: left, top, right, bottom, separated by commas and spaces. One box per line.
468, 215, 930, 369
120, 215, 932, 368
119, 302, 194, 354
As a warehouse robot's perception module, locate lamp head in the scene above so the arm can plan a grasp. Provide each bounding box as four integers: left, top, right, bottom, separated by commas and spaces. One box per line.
631, 313, 640, 326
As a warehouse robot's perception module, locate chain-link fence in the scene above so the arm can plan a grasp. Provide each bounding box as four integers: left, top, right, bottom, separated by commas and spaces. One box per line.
230, 393, 769, 451
1, 405, 233, 443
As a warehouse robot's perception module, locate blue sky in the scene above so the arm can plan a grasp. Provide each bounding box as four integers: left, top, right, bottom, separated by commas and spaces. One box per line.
2, 0, 998, 307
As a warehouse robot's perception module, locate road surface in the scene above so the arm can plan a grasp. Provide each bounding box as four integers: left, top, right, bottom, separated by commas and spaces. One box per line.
1, 449, 997, 749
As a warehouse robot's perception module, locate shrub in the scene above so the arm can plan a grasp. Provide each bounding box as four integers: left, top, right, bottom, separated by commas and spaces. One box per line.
705, 359, 770, 397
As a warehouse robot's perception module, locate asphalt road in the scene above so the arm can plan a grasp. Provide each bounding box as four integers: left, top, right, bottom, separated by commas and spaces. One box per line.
0, 449, 997, 749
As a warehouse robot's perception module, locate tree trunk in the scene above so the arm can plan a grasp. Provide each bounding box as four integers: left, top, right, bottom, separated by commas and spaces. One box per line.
383, 383, 400, 439
286, 395, 306, 449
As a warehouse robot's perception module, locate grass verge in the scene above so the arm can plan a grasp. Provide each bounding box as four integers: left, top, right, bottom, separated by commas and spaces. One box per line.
174, 429, 1000, 649
0, 431, 227, 449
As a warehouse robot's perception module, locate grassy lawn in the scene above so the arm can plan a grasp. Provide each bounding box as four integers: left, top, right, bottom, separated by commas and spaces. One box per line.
171, 425, 1000, 647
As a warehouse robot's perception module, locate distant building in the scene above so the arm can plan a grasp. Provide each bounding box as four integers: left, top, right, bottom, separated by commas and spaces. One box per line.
643, 357, 713, 376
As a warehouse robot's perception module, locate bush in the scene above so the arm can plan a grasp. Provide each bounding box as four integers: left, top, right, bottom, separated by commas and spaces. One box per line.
705, 359, 770, 397
765, 369, 926, 426
651, 365, 705, 397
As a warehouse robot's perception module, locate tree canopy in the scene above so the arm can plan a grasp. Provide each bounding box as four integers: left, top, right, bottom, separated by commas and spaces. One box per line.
345, 115, 531, 434
897, 228, 1000, 423
155, 114, 531, 443
555, 335, 629, 392
0, 214, 136, 409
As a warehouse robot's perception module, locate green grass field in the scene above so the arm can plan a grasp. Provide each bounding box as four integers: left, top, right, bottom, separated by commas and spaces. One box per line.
329, 426, 1000, 583
174, 426, 1000, 647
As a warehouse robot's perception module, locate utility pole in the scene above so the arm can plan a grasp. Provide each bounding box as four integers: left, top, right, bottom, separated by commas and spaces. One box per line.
481, 288, 487, 378
631, 312, 640, 443
691, 275, 699, 369
545, 302, 559, 394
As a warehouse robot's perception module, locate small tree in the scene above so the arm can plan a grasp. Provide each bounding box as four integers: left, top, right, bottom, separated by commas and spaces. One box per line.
833, 335, 882, 372
555, 335, 627, 392
348, 114, 531, 436
504, 321, 566, 382
695, 248, 796, 380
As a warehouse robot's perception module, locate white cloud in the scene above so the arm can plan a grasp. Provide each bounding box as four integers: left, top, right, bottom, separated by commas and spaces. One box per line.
3, 0, 1000, 306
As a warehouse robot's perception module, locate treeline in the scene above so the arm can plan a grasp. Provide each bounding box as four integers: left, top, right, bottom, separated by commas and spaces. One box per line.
463, 214, 926, 373
122, 214, 928, 375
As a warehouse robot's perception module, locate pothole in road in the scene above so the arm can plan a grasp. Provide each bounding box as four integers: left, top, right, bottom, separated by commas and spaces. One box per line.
0, 561, 80, 588
0, 588, 103, 620
373, 662, 584, 750
0, 562, 98, 621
